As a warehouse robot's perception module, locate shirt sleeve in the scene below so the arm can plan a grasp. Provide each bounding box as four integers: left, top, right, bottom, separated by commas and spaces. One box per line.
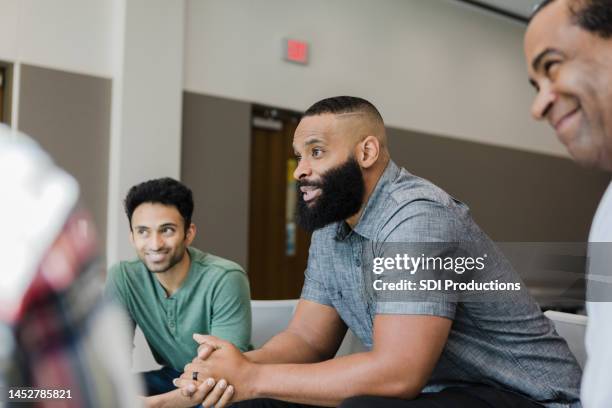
582, 301, 612, 408
582, 241, 612, 407
300, 235, 333, 306
210, 269, 253, 352
374, 200, 462, 320
104, 264, 126, 306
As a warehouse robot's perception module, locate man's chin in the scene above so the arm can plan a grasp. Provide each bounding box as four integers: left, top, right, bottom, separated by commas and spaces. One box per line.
144, 262, 170, 273
304, 198, 320, 208
568, 144, 600, 169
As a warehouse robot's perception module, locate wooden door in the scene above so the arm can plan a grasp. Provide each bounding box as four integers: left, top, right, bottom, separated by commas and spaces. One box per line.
248, 106, 310, 299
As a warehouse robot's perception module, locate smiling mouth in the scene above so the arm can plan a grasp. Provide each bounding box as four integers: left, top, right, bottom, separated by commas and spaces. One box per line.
300, 186, 322, 202
554, 107, 581, 132
147, 252, 168, 263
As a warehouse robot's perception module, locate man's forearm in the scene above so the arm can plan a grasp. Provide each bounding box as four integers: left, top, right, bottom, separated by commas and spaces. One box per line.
245, 329, 332, 364
249, 351, 419, 406
143, 392, 175, 408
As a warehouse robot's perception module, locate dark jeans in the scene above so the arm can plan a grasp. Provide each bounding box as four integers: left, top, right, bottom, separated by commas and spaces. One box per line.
229, 386, 545, 408
140, 366, 182, 396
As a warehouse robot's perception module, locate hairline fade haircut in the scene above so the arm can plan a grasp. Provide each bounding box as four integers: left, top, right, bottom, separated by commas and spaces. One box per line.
303, 96, 385, 125
124, 177, 194, 231
531, 0, 612, 39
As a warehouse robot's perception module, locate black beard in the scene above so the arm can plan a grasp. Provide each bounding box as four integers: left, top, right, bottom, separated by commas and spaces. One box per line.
296, 157, 365, 232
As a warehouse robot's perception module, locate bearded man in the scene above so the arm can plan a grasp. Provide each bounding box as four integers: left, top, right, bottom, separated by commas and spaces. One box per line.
106, 177, 251, 407
177, 96, 581, 408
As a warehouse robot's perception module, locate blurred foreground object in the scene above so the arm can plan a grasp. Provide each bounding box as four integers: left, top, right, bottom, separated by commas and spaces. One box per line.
0, 124, 142, 407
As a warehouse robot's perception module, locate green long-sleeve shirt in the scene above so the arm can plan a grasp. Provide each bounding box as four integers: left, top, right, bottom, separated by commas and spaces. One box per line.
106, 247, 252, 371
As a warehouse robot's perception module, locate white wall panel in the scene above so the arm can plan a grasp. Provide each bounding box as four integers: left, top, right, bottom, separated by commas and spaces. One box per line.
0, 0, 20, 62
184, 0, 566, 157
0, 0, 115, 78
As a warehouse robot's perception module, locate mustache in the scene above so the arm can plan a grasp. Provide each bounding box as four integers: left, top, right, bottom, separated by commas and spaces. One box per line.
297, 179, 323, 189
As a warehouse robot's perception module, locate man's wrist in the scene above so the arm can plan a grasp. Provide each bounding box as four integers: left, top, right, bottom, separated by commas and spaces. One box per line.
244, 362, 264, 399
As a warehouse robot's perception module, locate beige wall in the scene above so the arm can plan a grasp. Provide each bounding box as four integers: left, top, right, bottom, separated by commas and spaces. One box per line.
18, 64, 112, 254
387, 127, 610, 242
181, 92, 252, 268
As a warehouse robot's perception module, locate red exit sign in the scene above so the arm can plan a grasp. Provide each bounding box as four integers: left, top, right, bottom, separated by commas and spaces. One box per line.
283, 38, 309, 65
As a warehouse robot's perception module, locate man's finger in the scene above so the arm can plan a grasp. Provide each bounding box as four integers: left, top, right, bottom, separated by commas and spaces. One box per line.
173, 378, 197, 397
215, 384, 235, 408
184, 362, 205, 373
190, 377, 216, 403
197, 342, 215, 359
201, 378, 228, 408
193, 333, 224, 349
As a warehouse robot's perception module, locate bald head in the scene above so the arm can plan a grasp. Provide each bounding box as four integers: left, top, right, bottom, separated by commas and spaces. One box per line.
304, 96, 387, 142
303, 96, 388, 152
293, 96, 391, 187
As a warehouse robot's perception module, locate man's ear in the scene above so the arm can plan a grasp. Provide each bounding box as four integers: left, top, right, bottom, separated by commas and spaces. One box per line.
185, 223, 197, 246
356, 135, 380, 169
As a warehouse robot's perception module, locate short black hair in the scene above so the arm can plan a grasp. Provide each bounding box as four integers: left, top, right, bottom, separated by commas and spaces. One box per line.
124, 177, 194, 230
531, 0, 612, 38
304, 96, 384, 123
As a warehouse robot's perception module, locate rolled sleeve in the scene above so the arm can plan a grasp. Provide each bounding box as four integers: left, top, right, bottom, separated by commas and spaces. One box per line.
376, 301, 456, 319
300, 238, 332, 306
210, 270, 253, 352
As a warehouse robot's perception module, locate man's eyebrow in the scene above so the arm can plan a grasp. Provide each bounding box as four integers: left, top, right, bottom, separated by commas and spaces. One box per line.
531, 47, 563, 72
293, 137, 325, 151
159, 223, 177, 228
304, 137, 324, 147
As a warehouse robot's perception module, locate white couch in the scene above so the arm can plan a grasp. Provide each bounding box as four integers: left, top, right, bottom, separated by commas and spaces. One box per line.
132, 299, 367, 371
132, 303, 586, 372
251, 299, 366, 356
544, 310, 587, 368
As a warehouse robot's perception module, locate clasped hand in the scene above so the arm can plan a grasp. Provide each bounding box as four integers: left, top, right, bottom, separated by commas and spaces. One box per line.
172, 334, 255, 408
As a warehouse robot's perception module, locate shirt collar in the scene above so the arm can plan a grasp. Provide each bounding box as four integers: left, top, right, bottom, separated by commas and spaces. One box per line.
334, 160, 400, 241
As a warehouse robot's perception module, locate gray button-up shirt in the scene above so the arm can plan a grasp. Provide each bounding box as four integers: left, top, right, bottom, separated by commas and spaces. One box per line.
301, 160, 581, 408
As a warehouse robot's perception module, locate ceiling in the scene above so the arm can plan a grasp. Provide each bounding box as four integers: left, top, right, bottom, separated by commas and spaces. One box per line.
458, 0, 542, 22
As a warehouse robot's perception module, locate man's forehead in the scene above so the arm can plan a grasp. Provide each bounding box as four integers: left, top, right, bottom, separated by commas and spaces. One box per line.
293, 115, 336, 145
524, 1, 576, 71
526, 1, 568, 47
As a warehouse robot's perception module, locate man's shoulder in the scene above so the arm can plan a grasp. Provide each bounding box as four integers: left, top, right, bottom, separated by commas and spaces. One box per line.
108, 258, 146, 280
189, 247, 246, 276
387, 167, 458, 209
370, 166, 473, 241
378, 168, 463, 220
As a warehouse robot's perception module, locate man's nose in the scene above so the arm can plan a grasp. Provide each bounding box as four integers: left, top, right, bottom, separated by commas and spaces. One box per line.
293, 159, 311, 180
150, 232, 164, 250
531, 84, 556, 121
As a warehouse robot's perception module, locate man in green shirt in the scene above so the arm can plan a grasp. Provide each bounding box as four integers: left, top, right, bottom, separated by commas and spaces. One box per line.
106, 177, 251, 407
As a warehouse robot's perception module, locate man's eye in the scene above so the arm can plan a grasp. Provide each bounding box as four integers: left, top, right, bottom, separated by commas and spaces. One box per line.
162, 227, 175, 234
544, 60, 559, 75
295, 155, 302, 162
312, 148, 323, 157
